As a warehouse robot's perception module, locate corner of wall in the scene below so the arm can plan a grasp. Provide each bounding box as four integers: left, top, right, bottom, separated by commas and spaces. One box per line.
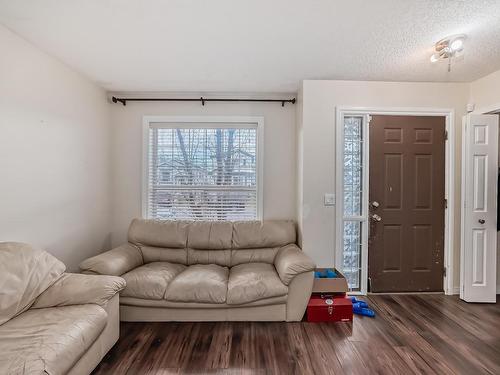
469, 69, 500, 113
296, 83, 304, 247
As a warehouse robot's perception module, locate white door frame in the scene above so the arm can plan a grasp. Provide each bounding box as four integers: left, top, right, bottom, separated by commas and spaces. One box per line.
336, 106, 455, 295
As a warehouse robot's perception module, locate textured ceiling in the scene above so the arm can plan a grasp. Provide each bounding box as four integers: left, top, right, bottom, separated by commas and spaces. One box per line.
1, 0, 500, 92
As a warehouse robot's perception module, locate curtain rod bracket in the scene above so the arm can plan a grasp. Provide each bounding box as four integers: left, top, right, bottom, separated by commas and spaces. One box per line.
112, 96, 127, 106
201, 97, 205, 106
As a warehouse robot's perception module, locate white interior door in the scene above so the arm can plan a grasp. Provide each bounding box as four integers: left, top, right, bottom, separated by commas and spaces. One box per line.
461, 114, 498, 302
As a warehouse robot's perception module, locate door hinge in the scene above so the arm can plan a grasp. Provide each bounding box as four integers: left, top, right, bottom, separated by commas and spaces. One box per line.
444, 130, 448, 141
444, 198, 448, 209
367, 115, 372, 124
443, 267, 447, 277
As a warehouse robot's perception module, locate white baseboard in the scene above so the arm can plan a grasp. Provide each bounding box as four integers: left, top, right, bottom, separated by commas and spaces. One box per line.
452, 285, 500, 295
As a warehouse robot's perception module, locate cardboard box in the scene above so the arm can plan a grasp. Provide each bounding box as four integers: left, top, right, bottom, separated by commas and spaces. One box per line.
312, 268, 348, 293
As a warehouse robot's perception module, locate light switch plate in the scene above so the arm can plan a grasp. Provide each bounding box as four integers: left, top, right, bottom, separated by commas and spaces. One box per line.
324, 193, 336, 206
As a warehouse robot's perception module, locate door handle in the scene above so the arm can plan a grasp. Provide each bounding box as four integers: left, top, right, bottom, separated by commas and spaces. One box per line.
371, 214, 382, 222
478, 219, 485, 224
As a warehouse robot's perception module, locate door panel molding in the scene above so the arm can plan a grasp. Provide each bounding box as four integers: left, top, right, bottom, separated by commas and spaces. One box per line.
473, 155, 488, 211
413, 224, 433, 271
336, 106, 455, 295
414, 154, 433, 209
471, 229, 486, 286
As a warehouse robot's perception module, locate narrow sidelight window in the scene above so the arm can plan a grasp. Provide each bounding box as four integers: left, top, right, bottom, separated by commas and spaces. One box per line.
339, 115, 366, 291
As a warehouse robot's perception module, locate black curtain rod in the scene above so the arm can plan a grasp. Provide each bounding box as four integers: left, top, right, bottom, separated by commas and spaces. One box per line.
111, 96, 296, 107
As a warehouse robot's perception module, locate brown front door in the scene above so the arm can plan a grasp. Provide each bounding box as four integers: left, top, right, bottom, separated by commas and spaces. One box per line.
368, 115, 445, 292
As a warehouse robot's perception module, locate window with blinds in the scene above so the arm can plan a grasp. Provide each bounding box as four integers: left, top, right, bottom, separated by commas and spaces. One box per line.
145, 121, 261, 221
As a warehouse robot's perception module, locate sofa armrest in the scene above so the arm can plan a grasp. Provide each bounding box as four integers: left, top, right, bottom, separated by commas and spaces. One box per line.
79, 243, 143, 276
32, 273, 126, 308
274, 244, 316, 285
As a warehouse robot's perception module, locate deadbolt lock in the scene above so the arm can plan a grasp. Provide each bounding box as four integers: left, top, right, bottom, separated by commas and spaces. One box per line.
371, 201, 380, 208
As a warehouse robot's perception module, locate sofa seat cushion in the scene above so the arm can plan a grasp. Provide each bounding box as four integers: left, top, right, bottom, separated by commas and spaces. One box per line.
165, 264, 229, 304
227, 263, 288, 305
121, 262, 186, 300
0, 304, 107, 375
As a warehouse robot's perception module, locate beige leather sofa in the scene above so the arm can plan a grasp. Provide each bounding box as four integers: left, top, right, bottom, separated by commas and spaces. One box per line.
80, 219, 315, 322
0, 242, 125, 375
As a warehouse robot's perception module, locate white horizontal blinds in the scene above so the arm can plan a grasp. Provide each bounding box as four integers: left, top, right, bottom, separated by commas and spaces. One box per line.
148, 125, 258, 220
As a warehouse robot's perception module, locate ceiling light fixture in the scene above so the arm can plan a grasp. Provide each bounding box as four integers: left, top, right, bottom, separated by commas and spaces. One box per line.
430, 34, 466, 72
450, 38, 464, 51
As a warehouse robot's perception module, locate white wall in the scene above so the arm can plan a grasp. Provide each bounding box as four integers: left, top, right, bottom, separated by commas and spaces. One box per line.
109, 96, 297, 246
469, 69, 500, 113
0, 25, 111, 271
297, 80, 470, 289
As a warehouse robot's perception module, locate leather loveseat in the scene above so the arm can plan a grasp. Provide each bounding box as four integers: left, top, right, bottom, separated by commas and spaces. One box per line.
79, 219, 316, 322
0, 242, 125, 375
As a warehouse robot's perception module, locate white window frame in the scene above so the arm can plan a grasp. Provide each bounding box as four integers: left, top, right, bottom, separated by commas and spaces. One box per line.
142, 115, 264, 220
335, 113, 371, 294
336, 107, 455, 296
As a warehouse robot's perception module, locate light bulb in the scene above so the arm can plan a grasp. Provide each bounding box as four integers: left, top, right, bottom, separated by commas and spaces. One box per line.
450, 38, 464, 51
430, 54, 439, 63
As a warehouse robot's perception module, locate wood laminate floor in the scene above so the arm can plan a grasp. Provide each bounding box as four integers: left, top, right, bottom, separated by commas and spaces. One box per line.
92, 295, 500, 374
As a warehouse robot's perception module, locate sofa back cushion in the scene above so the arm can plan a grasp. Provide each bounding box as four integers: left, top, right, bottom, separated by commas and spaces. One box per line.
186, 222, 234, 266
232, 220, 296, 249
127, 219, 296, 266
140, 246, 188, 264
187, 249, 232, 266
128, 219, 188, 248
0, 242, 65, 325
230, 247, 280, 266
187, 221, 233, 249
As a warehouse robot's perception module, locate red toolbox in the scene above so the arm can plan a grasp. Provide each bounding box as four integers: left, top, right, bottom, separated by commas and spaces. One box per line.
306, 294, 353, 322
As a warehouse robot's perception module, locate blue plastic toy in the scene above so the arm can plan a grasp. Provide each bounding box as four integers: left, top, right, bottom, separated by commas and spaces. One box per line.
349, 297, 375, 317
353, 305, 376, 317
314, 270, 325, 278
326, 269, 337, 278
349, 296, 368, 308
314, 268, 338, 278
